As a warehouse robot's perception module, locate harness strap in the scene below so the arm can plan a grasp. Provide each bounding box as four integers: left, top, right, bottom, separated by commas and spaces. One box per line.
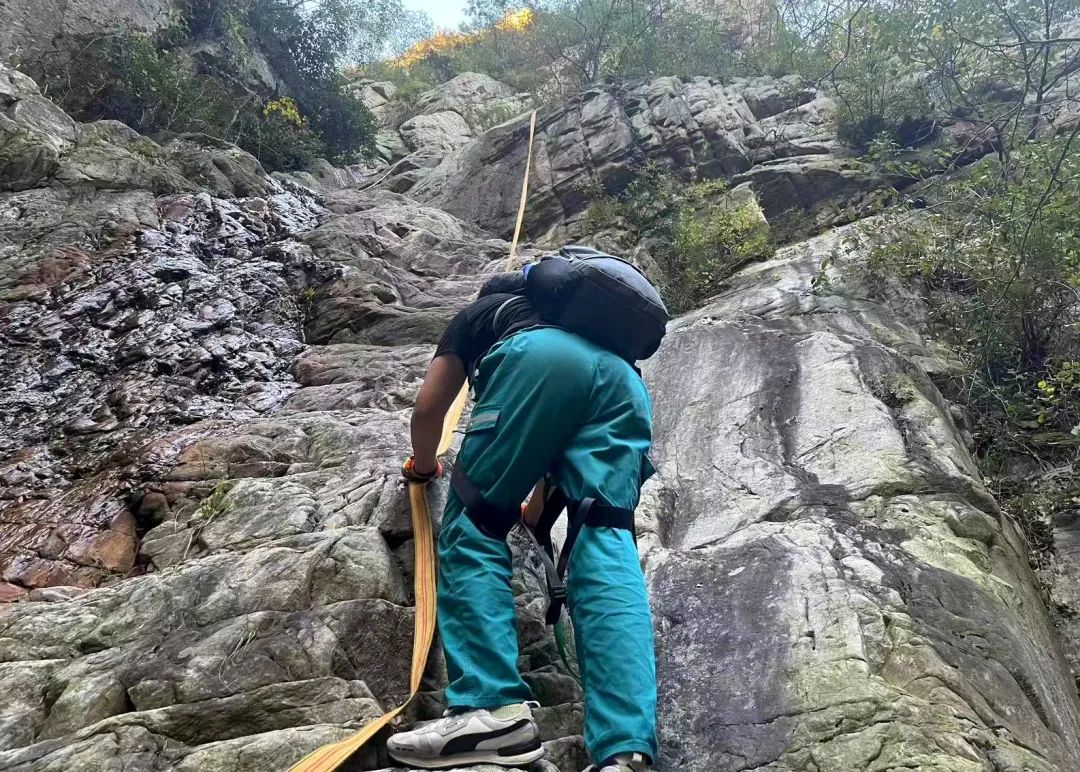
526, 481, 569, 618
452, 468, 634, 625
584, 499, 637, 535
451, 466, 518, 540
521, 523, 566, 619
533, 480, 567, 557
544, 496, 635, 625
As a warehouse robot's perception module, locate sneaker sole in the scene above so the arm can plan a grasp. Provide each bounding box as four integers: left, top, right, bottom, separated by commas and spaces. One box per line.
387, 745, 546, 769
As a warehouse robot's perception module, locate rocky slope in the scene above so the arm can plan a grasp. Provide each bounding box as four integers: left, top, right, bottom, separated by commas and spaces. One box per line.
0, 0, 172, 74
2, 59, 1080, 772
391, 74, 993, 244
352, 73, 534, 164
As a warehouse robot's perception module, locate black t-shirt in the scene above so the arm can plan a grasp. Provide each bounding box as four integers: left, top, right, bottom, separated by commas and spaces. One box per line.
434, 294, 542, 374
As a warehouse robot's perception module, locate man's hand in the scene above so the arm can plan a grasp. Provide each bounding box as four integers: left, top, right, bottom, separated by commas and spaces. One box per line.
402, 455, 444, 483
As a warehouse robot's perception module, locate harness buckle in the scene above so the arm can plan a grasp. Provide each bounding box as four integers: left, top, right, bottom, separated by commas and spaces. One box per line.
545, 581, 567, 626
548, 581, 567, 604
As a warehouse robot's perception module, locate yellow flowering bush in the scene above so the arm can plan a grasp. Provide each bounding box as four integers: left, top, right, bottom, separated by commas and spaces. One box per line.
263, 97, 305, 127
388, 8, 535, 70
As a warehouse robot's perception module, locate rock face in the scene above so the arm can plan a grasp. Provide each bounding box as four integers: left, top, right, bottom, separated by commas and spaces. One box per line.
405, 76, 1005, 244
399, 111, 475, 154
642, 229, 1080, 769
355, 72, 533, 164
410, 72, 533, 133
1, 61, 1079, 772
408, 76, 862, 240
0, 63, 331, 591
0, 0, 171, 72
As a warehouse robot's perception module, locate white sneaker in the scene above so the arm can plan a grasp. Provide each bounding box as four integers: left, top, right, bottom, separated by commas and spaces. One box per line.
386, 701, 544, 769
583, 752, 651, 772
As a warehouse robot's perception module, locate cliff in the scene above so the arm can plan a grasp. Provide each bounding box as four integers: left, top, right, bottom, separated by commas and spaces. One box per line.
1, 57, 1079, 772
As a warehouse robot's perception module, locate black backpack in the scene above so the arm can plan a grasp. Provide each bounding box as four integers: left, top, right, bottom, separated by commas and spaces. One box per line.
524, 245, 670, 362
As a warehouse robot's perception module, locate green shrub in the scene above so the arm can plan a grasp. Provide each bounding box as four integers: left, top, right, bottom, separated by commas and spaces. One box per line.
81, 30, 331, 170
244, 98, 326, 170
244, 0, 375, 164
42, 0, 376, 171
859, 138, 1080, 498
459, 101, 523, 131
667, 185, 773, 308
824, 10, 932, 150
995, 467, 1077, 571
585, 163, 773, 312
88, 32, 241, 136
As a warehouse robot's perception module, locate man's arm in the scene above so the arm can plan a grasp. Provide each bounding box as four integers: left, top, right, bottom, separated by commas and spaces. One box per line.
522, 478, 545, 527
410, 354, 467, 475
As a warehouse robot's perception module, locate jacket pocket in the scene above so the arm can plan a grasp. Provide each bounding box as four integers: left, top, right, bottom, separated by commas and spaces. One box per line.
465, 408, 500, 434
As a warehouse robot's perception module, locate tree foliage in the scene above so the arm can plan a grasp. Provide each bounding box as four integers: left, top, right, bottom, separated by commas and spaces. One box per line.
372, 0, 776, 96
585, 163, 774, 312
39, 0, 435, 169
820, 0, 1080, 546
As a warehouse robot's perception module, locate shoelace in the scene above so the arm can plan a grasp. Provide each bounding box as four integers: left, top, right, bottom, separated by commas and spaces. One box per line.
433, 701, 539, 724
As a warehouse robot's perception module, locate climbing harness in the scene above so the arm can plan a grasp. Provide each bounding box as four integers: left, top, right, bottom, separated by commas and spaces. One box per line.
534, 497, 636, 624
289, 109, 539, 772
453, 469, 634, 625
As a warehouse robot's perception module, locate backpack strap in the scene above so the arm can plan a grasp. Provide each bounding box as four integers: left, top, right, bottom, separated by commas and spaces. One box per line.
468, 297, 540, 386
491, 296, 519, 333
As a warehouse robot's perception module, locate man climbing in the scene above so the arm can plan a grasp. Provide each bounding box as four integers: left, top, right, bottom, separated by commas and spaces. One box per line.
389, 246, 668, 772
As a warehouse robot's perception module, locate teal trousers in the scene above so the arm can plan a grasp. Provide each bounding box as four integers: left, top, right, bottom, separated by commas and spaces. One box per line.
436, 327, 658, 764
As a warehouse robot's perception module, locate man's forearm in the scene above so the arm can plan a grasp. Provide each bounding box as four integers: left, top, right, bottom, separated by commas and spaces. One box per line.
522, 479, 545, 527
409, 355, 467, 475
410, 406, 443, 473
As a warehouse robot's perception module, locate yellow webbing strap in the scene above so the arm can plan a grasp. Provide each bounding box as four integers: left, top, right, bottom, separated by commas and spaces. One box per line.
289, 109, 538, 772
506, 109, 537, 272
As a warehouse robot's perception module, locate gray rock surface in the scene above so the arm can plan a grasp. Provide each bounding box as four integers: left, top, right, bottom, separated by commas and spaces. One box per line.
1054, 507, 1080, 682
399, 111, 475, 154
410, 73, 533, 133
1038, 20, 1080, 137
0, 0, 171, 71
0, 67, 78, 189
641, 224, 1080, 769
408, 77, 851, 241
405, 75, 1001, 244
351, 80, 405, 127
1, 63, 1078, 772
356, 73, 533, 164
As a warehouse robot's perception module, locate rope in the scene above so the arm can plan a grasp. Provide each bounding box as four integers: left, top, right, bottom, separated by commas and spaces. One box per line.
553, 614, 581, 685
289, 108, 539, 772
506, 110, 537, 272
439, 110, 538, 495
287, 481, 436, 772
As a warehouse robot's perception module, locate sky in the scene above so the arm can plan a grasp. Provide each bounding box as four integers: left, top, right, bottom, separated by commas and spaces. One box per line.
404, 0, 470, 31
